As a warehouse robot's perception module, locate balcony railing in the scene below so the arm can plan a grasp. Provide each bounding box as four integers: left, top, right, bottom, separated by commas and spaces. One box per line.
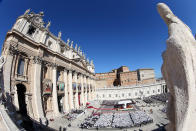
15, 74, 28, 81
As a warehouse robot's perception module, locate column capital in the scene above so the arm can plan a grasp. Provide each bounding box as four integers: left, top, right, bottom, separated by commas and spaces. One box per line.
68, 69, 73, 73
79, 73, 84, 77
33, 56, 42, 65
9, 45, 18, 56
51, 63, 57, 69
63, 68, 68, 72
73, 70, 78, 76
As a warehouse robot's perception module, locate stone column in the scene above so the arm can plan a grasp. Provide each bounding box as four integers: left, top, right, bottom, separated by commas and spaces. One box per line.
3, 48, 14, 95
87, 77, 90, 102
73, 71, 79, 109
90, 78, 93, 101
13, 85, 19, 110
93, 79, 96, 100
68, 70, 74, 110
32, 56, 46, 121
63, 69, 69, 113
52, 64, 60, 116
84, 76, 87, 104
80, 74, 84, 107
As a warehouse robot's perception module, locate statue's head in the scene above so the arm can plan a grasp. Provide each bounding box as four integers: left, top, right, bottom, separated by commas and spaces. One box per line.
157, 3, 179, 25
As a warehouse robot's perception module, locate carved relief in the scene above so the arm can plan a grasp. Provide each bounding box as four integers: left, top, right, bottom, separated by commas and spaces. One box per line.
33, 56, 42, 64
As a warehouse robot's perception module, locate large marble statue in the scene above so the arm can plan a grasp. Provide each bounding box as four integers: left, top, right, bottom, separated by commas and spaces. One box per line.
0, 56, 6, 72
157, 3, 196, 131
0, 56, 6, 91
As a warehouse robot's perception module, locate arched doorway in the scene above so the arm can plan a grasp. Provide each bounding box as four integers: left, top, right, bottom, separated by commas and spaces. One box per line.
16, 84, 27, 116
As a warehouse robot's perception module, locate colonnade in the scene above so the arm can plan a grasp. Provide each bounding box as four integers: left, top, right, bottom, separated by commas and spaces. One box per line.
50, 67, 96, 115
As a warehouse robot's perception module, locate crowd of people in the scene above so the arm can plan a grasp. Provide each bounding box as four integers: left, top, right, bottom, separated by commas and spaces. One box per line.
66, 109, 84, 121
80, 114, 99, 129
112, 112, 133, 128
150, 93, 168, 103
94, 113, 113, 128
143, 93, 169, 104
80, 110, 153, 129
130, 111, 153, 126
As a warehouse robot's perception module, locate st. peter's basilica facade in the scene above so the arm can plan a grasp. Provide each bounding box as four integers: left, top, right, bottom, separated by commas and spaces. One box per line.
1, 9, 96, 121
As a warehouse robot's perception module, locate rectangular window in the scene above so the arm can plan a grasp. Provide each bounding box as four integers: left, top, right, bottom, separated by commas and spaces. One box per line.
17, 58, 25, 75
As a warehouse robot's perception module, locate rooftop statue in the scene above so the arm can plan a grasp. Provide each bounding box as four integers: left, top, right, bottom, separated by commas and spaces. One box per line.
83, 53, 86, 59
75, 44, 78, 51
39, 11, 44, 17
66, 38, 70, 46
90, 60, 93, 66
58, 31, 62, 39
78, 46, 80, 52
24, 9, 30, 15
157, 3, 196, 131
70, 41, 73, 48
46, 21, 51, 29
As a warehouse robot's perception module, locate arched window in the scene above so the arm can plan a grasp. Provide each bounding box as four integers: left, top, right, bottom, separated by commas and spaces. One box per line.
27, 25, 36, 36
17, 58, 25, 75
48, 41, 52, 48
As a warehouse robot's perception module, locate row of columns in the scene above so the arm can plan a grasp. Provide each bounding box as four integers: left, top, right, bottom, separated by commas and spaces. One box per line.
51, 67, 96, 115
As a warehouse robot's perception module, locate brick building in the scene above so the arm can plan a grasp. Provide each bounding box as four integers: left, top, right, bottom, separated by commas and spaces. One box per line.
96, 66, 156, 88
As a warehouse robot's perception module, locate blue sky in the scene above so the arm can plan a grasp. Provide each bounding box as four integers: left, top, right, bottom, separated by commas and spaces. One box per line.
0, 0, 196, 77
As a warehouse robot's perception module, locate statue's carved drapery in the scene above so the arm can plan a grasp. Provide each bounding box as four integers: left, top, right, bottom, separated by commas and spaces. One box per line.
157, 3, 196, 131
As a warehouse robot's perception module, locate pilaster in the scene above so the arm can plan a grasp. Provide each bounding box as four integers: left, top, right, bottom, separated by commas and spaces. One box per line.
32, 56, 46, 122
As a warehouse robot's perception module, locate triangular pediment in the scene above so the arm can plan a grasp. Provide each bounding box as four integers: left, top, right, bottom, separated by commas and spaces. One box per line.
73, 58, 87, 69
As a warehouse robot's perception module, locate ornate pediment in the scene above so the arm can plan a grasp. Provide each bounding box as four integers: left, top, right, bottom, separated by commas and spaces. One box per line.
73, 58, 87, 69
